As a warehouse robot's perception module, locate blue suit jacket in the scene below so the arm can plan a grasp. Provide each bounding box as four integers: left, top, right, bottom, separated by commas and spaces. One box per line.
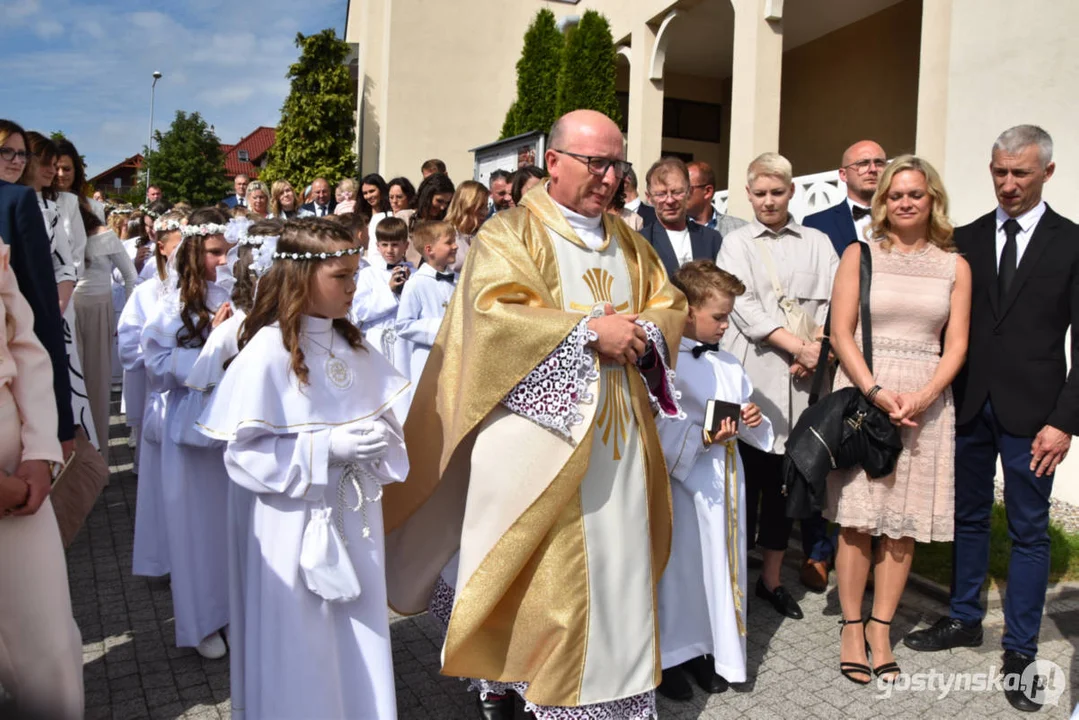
0, 180, 74, 442
639, 218, 723, 278
223, 194, 242, 209
802, 201, 857, 257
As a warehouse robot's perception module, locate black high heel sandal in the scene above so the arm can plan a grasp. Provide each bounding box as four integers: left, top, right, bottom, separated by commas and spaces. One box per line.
838, 618, 872, 685
866, 616, 901, 681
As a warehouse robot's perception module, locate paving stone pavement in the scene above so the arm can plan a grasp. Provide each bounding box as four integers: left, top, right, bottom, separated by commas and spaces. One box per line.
70, 396, 1079, 719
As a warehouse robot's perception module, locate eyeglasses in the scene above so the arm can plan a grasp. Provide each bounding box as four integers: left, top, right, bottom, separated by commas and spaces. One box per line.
0, 148, 29, 163
650, 189, 688, 202
843, 158, 888, 174
552, 149, 632, 178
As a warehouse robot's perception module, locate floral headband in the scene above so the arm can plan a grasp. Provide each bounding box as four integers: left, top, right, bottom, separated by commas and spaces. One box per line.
181, 223, 229, 239
153, 218, 183, 233
272, 246, 363, 261
249, 236, 280, 278
223, 217, 253, 245
141, 204, 161, 219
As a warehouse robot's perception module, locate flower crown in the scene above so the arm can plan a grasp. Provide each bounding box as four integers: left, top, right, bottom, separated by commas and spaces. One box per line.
141, 204, 161, 219
272, 247, 363, 261
181, 223, 229, 239
224, 217, 254, 245
153, 218, 183, 233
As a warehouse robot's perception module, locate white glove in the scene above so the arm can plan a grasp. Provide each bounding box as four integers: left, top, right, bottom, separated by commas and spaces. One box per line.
328, 420, 390, 465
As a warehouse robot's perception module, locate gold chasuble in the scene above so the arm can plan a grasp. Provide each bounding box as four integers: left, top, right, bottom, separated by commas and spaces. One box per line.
383, 186, 686, 708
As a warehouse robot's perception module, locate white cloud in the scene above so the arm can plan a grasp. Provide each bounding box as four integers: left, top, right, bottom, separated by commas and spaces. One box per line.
3, 0, 40, 21
34, 19, 63, 39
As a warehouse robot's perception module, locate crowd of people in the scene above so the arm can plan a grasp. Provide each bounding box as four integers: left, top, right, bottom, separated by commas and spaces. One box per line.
0, 108, 1074, 720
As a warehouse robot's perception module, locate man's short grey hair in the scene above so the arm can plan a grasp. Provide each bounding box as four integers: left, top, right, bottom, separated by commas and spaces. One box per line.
993, 125, 1053, 167
548, 116, 568, 151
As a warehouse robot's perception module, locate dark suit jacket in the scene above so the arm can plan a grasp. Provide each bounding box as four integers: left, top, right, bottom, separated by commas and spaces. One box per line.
300, 200, 337, 217
223, 194, 243, 209
802, 201, 858, 257
635, 203, 656, 227
0, 180, 75, 442
952, 205, 1079, 437
639, 218, 723, 278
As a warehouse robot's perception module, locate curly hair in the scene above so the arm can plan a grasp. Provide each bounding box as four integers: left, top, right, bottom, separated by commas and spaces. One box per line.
238, 218, 363, 386
445, 180, 489, 236
867, 154, 955, 252
174, 207, 231, 348
230, 218, 283, 313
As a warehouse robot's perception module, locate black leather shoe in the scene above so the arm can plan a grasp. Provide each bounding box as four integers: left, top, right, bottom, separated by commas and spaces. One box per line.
902, 617, 983, 652
755, 577, 803, 619
476, 693, 516, 720
1002, 650, 1042, 713
657, 667, 694, 701
682, 654, 729, 694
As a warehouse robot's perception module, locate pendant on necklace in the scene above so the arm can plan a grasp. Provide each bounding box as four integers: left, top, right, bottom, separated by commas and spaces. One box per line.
326, 355, 353, 390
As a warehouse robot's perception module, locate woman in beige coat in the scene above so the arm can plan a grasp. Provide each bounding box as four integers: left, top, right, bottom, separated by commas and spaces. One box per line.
0, 237, 84, 718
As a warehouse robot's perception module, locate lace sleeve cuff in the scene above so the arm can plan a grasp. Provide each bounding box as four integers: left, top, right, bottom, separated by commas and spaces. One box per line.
636, 320, 683, 419
500, 319, 599, 441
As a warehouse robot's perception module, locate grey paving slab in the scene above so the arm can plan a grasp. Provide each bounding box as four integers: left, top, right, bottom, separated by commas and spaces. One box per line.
68, 395, 1079, 718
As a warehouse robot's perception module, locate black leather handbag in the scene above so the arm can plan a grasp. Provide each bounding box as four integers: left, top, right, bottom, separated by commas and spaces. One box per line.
782, 244, 903, 520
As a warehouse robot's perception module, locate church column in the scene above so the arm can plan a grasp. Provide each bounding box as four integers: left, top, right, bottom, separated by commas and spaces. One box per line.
914, 0, 953, 170
625, 19, 664, 175
725, 0, 783, 219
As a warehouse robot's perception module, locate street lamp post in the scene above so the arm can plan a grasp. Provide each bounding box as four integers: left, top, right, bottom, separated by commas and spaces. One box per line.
146, 71, 162, 198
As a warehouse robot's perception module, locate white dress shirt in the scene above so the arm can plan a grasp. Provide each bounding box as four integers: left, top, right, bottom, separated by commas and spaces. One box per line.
995, 200, 1046, 269
846, 197, 872, 244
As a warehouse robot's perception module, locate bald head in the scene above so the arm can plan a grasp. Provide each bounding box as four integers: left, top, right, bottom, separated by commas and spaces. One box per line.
839, 140, 887, 204
545, 110, 626, 217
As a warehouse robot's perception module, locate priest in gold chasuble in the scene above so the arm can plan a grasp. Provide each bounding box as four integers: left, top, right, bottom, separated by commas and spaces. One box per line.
383, 110, 687, 720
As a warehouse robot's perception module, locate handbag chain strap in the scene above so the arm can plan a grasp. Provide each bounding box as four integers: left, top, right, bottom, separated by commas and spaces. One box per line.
809, 243, 873, 404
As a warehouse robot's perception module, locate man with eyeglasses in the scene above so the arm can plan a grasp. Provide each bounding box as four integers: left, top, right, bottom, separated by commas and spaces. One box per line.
687, 161, 748, 237
385, 109, 685, 720
640, 157, 723, 278
803, 140, 887, 257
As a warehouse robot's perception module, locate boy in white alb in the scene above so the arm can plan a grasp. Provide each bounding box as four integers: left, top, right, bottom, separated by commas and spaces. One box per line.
396, 220, 457, 396
655, 259, 773, 701
350, 216, 412, 372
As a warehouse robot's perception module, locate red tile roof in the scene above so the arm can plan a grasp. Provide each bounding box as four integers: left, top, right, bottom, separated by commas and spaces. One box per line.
222, 126, 276, 178
89, 154, 143, 184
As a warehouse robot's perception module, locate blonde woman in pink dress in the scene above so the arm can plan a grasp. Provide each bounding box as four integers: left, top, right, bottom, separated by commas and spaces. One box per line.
825, 155, 972, 685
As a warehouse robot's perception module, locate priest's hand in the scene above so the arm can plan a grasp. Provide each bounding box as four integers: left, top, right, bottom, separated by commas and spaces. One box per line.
587, 303, 646, 364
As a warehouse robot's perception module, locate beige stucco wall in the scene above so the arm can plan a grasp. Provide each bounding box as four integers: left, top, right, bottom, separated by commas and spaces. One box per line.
918, 0, 1079, 500
779, 0, 921, 177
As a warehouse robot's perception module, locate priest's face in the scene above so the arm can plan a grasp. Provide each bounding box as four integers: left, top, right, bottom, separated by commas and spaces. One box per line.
688, 291, 733, 345
309, 253, 360, 319
546, 113, 625, 218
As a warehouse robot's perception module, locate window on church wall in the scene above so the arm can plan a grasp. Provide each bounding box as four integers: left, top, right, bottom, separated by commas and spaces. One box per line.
614, 94, 722, 144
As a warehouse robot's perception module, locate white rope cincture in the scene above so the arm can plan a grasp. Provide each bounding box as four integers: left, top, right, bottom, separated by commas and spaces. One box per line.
334, 462, 383, 543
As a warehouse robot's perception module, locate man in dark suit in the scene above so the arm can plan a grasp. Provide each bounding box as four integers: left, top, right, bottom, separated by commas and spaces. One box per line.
802, 140, 887, 257
222, 173, 249, 209
639, 157, 722, 278
299, 177, 337, 217
0, 179, 75, 448
904, 125, 1077, 713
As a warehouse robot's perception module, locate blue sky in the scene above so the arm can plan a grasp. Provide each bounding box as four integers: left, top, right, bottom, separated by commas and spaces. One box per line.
0, 0, 344, 176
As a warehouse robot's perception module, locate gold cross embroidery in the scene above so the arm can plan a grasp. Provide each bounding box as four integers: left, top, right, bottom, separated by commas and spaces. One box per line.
569, 268, 630, 314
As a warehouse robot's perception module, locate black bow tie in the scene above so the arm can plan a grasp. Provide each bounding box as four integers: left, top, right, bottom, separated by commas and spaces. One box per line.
691, 343, 719, 358
435, 271, 455, 283
851, 205, 872, 221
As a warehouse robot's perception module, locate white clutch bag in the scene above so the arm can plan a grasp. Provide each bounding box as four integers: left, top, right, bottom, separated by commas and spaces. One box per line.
299, 505, 361, 602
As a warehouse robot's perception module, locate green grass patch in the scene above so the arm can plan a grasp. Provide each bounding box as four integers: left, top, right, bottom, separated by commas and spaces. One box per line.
911, 503, 1079, 586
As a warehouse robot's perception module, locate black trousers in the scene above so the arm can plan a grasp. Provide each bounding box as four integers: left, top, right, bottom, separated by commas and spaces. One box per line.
740, 440, 794, 552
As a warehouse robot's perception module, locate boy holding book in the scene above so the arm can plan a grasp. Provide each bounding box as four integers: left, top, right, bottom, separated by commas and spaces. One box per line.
656, 259, 774, 700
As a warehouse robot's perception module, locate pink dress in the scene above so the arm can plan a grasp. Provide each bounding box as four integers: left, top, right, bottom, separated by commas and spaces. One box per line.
825, 240, 957, 543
